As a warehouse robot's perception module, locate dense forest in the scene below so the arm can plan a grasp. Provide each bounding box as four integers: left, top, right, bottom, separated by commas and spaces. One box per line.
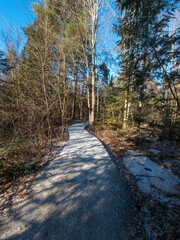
0, 0, 179, 183
0, 0, 180, 239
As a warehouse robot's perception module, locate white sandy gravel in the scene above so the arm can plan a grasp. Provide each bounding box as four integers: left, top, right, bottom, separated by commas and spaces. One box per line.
1, 123, 131, 240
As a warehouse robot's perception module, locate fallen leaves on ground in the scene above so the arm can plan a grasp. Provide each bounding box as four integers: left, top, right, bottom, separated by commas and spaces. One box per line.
88, 124, 180, 240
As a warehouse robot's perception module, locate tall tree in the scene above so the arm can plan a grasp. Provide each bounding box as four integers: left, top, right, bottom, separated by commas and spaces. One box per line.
115, 0, 179, 131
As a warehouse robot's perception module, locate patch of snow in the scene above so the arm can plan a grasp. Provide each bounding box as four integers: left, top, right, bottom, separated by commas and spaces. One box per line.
123, 153, 180, 204
1, 122, 131, 239
149, 149, 160, 155
126, 150, 141, 156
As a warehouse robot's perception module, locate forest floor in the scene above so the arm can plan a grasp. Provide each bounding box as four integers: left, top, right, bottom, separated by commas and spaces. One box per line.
0, 122, 132, 240
87, 123, 180, 239
0, 120, 87, 212
0, 124, 69, 211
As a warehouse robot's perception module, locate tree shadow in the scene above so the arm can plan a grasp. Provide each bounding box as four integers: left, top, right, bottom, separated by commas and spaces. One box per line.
1, 124, 133, 240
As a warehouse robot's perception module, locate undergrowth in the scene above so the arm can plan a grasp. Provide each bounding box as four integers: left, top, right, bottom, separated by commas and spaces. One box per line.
89, 122, 180, 239
0, 125, 68, 188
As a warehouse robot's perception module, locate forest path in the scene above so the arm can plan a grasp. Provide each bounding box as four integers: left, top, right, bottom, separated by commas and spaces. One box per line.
1, 122, 131, 240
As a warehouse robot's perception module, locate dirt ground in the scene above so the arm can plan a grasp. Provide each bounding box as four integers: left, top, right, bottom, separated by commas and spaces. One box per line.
1, 123, 132, 240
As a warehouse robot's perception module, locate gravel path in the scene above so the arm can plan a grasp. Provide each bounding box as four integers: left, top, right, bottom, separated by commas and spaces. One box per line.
1, 123, 131, 240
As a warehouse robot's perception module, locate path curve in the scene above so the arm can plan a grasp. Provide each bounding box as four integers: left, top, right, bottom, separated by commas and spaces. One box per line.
1, 123, 131, 240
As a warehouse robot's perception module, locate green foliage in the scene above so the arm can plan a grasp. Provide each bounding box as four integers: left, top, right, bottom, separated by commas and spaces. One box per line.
96, 0, 179, 141
100, 63, 110, 86
0, 51, 10, 74
110, 0, 180, 132
0, 0, 180, 187
0, 135, 40, 183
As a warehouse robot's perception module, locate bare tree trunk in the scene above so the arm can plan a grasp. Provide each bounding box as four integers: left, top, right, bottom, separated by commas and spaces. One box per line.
89, 0, 99, 125
127, 102, 131, 122
123, 91, 130, 129
73, 67, 78, 119
90, 47, 95, 125
96, 61, 100, 119
41, 64, 52, 148
123, 96, 128, 129
79, 83, 84, 119
61, 100, 65, 139
61, 51, 67, 139
138, 100, 142, 136
86, 55, 91, 121
97, 81, 99, 119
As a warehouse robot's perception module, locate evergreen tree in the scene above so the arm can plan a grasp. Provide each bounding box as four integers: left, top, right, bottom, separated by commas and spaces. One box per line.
115, 0, 179, 131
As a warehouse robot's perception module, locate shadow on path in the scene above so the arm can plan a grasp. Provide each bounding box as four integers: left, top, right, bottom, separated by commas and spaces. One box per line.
1, 123, 132, 240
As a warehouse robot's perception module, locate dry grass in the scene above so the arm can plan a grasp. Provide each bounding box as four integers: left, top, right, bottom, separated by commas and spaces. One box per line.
0, 124, 69, 210
0, 124, 69, 190
89, 123, 180, 177
88, 123, 180, 240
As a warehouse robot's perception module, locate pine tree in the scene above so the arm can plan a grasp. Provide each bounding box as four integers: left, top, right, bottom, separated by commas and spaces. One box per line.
115, 0, 179, 131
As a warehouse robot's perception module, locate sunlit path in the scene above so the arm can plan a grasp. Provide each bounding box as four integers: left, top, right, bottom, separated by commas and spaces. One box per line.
1, 123, 131, 240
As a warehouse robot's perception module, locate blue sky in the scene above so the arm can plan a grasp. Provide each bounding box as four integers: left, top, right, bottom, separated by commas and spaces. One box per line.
97, 0, 121, 78
0, 0, 120, 77
0, 0, 37, 52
